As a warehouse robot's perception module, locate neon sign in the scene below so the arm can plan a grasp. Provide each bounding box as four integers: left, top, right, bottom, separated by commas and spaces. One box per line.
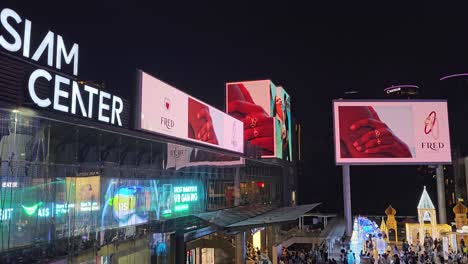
0, 208, 13, 220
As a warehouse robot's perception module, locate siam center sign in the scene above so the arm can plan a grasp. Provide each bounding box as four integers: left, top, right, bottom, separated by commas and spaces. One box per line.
0, 7, 124, 126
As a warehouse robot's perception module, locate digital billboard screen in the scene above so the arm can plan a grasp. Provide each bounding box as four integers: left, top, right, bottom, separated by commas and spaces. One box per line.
276, 86, 292, 161
226, 81, 292, 160
226, 80, 276, 157
136, 71, 243, 153
333, 100, 452, 165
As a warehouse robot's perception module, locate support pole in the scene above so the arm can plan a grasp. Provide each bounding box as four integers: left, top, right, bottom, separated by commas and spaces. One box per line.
175, 232, 186, 264
235, 231, 246, 264
436, 165, 447, 224
464, 157, 468, 203
234, 166, 240, 206
343, 165, 352, 237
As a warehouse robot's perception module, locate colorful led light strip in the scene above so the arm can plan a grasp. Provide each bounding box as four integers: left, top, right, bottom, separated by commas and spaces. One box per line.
440, 73, 468, 81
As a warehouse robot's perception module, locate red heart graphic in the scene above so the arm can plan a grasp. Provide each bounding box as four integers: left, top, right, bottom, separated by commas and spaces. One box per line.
166, 102, 170, 109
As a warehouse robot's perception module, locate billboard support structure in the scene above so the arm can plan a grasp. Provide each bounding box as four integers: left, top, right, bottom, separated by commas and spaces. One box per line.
343, 165, 352, 237
436, 165, 447, 224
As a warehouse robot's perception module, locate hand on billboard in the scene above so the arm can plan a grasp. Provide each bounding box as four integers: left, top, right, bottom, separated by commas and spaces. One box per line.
195, 107, 218, 145
229, 100, 274, 154
275, 96, 284, 121
349, 118, 412, 157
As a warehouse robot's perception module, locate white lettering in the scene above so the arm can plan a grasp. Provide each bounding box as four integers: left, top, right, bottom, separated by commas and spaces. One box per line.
53, 75, 70, 112
56, 35, 79, 76
0, 8, 22, 52
31, 31, 54, 67
0, 208, 13, 220
22, 19, 31, 57
98, 91, 110, 123
71, 81, 87, 117
28, 69, 52, 107
84, 85, 98, 118
111, 96, 123, 126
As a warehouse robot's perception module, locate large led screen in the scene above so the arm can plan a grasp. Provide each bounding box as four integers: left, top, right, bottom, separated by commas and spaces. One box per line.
226, 81, 276, 157
276, 86, 293, 161
333, 100, 452, 165
226, 81, 293, 160
137, 71, 243, 153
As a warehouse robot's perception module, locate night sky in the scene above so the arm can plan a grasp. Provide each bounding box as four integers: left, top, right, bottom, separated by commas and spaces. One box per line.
5, 2, 468, 216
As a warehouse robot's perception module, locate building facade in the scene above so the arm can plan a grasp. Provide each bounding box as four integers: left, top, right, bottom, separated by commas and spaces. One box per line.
0, 7, 300, 264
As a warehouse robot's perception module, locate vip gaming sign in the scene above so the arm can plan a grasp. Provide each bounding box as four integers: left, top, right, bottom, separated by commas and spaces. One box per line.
162, 185, 199, 217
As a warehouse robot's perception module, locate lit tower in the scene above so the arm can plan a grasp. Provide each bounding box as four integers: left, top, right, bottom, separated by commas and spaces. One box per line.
385, 205, 398, 242
417, 186, 438, 240
380, 217, 388, 242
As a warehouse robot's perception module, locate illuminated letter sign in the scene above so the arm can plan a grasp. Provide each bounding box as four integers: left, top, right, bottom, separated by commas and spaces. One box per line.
0, 7, 125, 126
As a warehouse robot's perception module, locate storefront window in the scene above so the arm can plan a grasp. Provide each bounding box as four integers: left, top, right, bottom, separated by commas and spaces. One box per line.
0, 107, 283, 257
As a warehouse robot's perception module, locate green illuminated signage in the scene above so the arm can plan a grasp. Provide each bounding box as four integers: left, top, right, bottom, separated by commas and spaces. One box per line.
174, 204, 189, 212
22, 202, 43, 216
173, 186, 198, 203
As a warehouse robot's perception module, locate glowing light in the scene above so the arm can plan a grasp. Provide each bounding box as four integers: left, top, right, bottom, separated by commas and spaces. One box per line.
22, 201, 43, 215
174, 204, 189, 212
440, 73, 468, 81
383, 84, 419, 94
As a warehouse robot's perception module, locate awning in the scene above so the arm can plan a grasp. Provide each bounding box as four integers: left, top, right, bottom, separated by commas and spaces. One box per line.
195, 203, 279, 228
303, 213, 337, 218
226, 203, 321, 229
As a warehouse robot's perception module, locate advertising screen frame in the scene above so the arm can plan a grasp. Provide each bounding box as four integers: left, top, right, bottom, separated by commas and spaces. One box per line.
333, 99, 452, 165
135, 70, 244, 154
225, 80, 288, 159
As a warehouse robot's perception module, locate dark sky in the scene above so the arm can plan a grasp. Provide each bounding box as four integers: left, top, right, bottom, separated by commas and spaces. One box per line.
5, 2, 468, 216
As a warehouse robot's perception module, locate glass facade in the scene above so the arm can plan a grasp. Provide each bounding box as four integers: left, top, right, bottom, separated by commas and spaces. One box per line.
0, 107, 283, 261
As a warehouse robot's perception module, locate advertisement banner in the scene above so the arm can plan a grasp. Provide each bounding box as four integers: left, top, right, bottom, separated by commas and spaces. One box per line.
65, 175, 100, 212
226, 81, 293, 160
333, 100, 452, 165
276, 86, 293, 161
137, 71, 243, 153
166, 143, 244, 170
226, 80, 277, 157
101, 178, 153, 228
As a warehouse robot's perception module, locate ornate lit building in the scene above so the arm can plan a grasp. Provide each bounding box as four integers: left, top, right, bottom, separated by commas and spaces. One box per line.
383, 205, 398, 242
453, 199, 468, 229
405, 187, 451, 245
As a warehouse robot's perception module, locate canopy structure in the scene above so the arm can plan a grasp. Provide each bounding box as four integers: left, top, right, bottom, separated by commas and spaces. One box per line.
225, 203, 321, 230
196, 203, 279, 228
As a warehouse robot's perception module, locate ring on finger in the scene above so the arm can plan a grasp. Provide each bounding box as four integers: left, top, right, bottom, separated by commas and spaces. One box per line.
250, 117, 257, 128
253, 128, 259, 137
374, 129, 381, 138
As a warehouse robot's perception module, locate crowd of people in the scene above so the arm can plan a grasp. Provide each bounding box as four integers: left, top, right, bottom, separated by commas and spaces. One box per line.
247, 241, 272, 264
353, 233, 468, 264
279, 242, 331, 264
276, 233, 468, 263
